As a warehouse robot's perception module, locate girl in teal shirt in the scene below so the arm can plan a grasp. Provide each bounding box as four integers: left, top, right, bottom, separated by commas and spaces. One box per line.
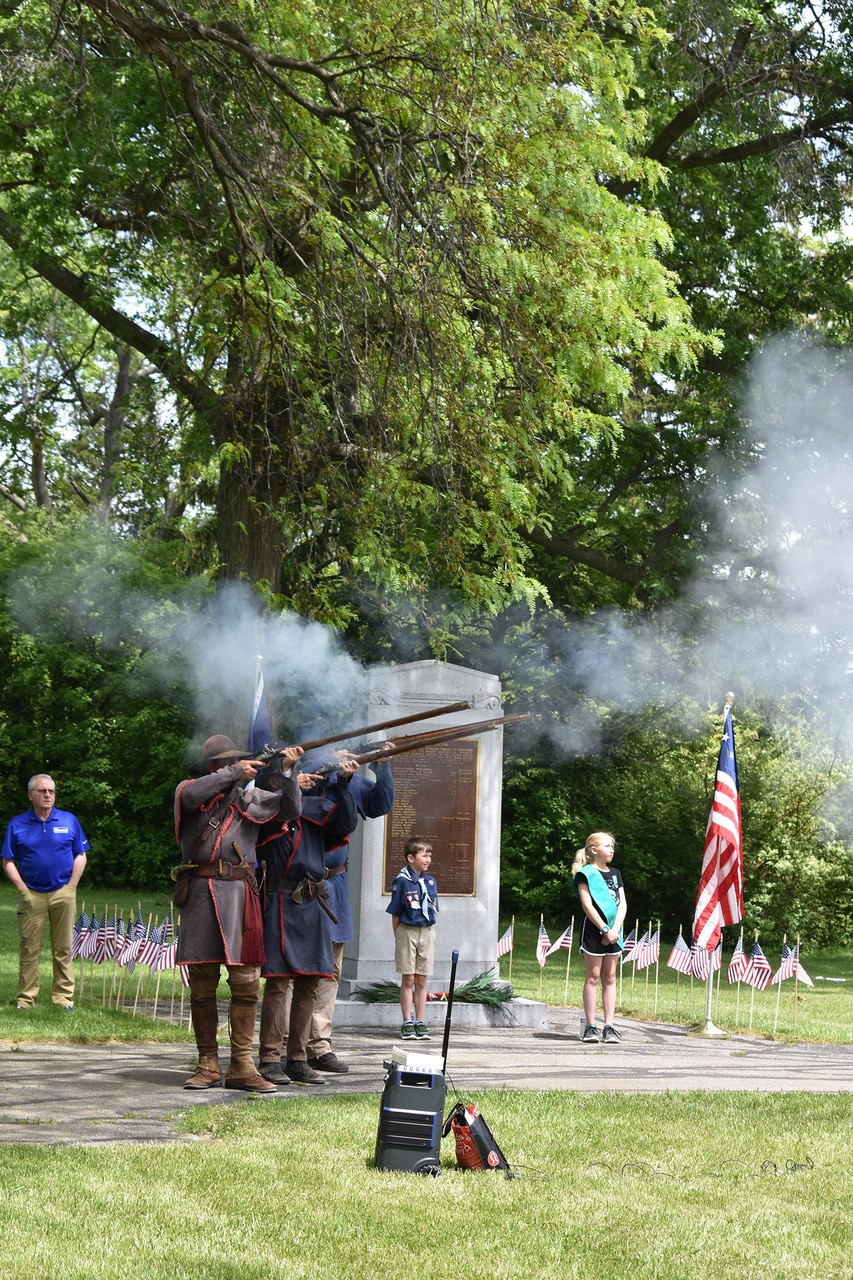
572, 831, 627, 1045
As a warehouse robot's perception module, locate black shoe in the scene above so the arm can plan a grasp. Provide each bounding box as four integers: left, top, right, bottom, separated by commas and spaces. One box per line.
581, 1023, 600, 1043
285, 1059, 325, 1084
308, 1052, 350, 1074
259, 1061, 290, 1085
602, 1024, 621, 1044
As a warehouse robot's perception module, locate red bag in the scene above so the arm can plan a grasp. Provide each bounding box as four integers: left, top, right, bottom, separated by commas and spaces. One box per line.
443, 1103, 512, 1174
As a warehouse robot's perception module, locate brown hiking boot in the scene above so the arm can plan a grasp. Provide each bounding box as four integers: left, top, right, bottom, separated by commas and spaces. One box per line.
184, 1063, 222, 1090
186, 994, 221, 1088
224, 1069, 277, 1093
225, 994, 277, 1093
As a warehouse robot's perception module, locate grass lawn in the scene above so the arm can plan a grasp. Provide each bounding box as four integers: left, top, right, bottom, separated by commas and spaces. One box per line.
0, 1091, 850, 1279
0, 888, 851, 1278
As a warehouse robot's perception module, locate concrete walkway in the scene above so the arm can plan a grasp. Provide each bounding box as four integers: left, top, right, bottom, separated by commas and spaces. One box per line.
1, 1009, 850, 1146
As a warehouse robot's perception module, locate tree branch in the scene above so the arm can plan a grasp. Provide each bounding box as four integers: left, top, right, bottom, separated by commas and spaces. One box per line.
0, 207, 222, 422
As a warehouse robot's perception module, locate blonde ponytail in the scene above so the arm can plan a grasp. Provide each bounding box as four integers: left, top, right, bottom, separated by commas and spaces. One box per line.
571, 831, 615, 877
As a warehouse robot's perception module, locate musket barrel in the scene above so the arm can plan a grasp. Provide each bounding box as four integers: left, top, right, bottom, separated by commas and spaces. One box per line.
296, 699, 472, 752
350, 712, 529, 766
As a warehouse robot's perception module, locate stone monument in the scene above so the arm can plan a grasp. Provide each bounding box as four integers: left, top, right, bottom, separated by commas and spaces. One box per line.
340, 659, 504, 994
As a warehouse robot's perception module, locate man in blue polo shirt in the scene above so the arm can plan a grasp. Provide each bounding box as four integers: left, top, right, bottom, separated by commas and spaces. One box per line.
2, 774, 89, 1010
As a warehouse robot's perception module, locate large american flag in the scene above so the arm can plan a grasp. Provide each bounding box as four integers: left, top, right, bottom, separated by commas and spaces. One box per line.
666, 933, 693, 975
536, 922, 551, 968
497, 923, 514, 958
693, 706, 744, 951
742, 940, 773, 991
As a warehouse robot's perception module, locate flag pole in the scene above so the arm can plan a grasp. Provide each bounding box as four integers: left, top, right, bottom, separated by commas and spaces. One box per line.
538, 914, 543, 1000
653, 918, 660, 1016
772, 933, 786, 1034
508, 915, 514, 985
642, 918, 651, 1017
792, 934, 800, 1036
690, 692, 735, 1038
563, 916, 574, 1004
629, 917, 638, 1004
748, 930, 759, 1030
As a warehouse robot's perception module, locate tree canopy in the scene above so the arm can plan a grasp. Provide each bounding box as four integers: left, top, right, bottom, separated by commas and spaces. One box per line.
0, 0, 710, 620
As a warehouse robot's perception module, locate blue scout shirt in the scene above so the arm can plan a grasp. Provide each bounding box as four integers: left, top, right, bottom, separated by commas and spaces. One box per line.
1, 807, 90, 892
386, 864, 439, 928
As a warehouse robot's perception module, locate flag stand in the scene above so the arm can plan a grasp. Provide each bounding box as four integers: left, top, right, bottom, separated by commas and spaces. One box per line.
689, 962, 728, 1037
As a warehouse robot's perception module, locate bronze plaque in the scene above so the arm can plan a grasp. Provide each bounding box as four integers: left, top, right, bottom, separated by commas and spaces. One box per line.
383, 739, 479, 896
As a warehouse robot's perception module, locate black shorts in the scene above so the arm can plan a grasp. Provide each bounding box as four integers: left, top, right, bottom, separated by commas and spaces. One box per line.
580, 917, 621, 956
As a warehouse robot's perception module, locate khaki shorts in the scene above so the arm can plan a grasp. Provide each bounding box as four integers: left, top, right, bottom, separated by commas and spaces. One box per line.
394, 923, 436, 976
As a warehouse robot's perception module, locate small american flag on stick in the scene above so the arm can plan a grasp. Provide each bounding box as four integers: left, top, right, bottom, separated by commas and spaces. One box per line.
666, 932, 693, 975
536, 921, 551, 968
742, 940, 773, 991
727, 934, 747, 983
546, 922, 573, 957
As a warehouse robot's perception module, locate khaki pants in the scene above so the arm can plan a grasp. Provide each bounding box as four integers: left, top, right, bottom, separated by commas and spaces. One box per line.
259, 974, 321, 1063
308, 941, 344, 1058
16, 882, 77, 1007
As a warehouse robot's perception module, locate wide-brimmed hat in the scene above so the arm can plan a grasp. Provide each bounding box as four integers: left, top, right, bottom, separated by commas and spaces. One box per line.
201, 734, 245, 763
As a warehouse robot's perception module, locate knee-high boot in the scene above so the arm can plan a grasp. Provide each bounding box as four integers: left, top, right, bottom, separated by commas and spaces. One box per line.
226, 994, 277, 1092
185, 996, 222, 1089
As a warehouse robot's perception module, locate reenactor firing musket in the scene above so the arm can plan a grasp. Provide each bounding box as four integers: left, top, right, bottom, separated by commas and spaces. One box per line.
254, 698, 473, 766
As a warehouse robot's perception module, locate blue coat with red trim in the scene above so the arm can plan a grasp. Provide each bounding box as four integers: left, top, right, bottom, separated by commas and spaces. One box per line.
257, 778, 357, 977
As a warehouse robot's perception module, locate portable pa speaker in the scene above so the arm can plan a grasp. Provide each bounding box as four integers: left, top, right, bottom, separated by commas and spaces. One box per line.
374, 1061, 447, 1175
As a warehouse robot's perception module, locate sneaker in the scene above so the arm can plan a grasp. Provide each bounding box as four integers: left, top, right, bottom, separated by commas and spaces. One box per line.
258, 1061, 290, 1086
285, 1059, 325, 1085
414, 1021, 431, 1039
602, 1024, 621, 1044
307, 1052, 349, 1074
581, 1023, 600, 1043
400, 1021, 416, 1039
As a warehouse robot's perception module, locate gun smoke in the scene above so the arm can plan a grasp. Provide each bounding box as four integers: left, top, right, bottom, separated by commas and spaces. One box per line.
8, 333, 853, 759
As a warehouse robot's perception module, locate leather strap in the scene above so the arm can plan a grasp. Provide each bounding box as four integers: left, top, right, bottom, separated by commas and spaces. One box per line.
190, 862, 254, 881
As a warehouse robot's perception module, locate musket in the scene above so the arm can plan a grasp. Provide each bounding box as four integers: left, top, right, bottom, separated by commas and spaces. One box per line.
302, 712, 530, 777
255, 698, 472, 764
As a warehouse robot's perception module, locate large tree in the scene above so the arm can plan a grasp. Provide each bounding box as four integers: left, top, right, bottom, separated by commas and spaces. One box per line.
0, 0, 705, 620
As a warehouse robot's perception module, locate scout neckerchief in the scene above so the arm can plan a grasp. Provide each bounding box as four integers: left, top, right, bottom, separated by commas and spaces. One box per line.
399, 864, 436, 922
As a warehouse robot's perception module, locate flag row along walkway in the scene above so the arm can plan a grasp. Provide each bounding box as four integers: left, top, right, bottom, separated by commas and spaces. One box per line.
499, 914, 819, 1034
70, 904, 825, 1039
1, 1007, 850, 1146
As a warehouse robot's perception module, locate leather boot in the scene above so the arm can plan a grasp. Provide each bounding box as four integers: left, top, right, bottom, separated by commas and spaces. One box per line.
225, 996, 277, 1092
185, 996, 222, 1089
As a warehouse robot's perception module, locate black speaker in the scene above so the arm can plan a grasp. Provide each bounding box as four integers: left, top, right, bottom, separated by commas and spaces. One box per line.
374, 1062, 447, 1175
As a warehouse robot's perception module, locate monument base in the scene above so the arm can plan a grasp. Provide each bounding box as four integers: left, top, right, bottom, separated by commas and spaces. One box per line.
331, 996, 548, 1031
